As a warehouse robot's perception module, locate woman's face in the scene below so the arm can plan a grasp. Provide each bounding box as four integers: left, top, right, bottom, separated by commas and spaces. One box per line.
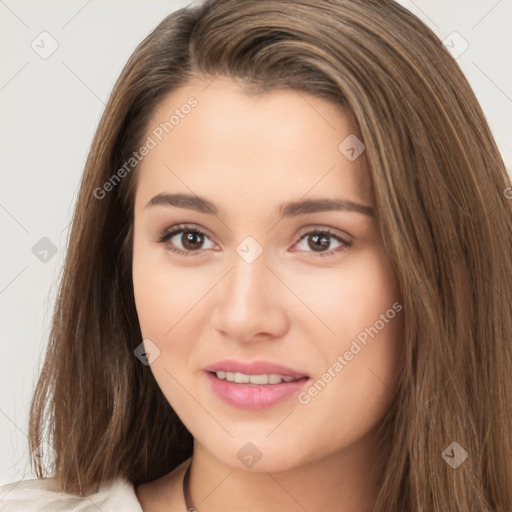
132, 76, 403, 471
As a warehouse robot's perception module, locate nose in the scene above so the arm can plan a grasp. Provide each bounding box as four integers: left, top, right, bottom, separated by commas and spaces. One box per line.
211, 247, 289, 343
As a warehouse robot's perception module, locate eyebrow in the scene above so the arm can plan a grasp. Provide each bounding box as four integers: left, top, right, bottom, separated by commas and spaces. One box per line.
145, 193, 375, 217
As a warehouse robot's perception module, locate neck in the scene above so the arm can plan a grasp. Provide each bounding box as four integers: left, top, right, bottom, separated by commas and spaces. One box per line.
184, 428, 386, 512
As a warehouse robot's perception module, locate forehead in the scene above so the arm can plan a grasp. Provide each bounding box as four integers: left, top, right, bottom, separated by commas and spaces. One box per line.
134, 76, 373, 214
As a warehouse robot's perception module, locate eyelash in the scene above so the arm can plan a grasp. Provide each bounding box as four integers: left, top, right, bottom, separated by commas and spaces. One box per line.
154, 223, 353, 258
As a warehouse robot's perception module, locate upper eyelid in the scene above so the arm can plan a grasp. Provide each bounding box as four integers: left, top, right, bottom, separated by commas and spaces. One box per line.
162, 223, 217, 243
160, 223, 352, 246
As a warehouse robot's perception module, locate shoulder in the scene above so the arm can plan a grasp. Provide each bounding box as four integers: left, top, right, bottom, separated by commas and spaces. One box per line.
0, 476, 143, 512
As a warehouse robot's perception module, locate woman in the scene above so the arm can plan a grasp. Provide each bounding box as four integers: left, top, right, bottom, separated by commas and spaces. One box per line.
1, 0, 511, 510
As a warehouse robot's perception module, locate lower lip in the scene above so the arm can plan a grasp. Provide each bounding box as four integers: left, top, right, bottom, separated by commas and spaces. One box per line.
205, 372, 310, 410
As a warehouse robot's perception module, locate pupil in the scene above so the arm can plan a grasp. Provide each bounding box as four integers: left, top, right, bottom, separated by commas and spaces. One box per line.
310, 233, 329, 251
183, 231, 203, 250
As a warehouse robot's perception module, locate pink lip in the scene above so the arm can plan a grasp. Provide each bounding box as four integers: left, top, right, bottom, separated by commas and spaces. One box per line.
203, 359, 310, 410
203, 359, 309, 378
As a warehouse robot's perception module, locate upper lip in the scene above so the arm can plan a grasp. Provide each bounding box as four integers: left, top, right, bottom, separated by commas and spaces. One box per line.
204, 359, 309, 378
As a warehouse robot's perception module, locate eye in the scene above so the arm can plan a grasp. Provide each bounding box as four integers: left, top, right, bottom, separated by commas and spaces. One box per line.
291, 227, 352, 257
155, 223, 216, 256
154, 224, 352, 258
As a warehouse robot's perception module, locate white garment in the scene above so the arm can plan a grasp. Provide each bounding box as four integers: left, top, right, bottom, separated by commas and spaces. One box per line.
0, 476, 143, 512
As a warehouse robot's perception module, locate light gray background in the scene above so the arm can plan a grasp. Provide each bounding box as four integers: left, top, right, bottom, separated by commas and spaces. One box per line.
1, 0, 511, 485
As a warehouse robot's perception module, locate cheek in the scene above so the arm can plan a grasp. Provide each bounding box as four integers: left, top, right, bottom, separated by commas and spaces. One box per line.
132, 244, 213, 398
296, 316, 402, 457
132, 253, 201, 408
347, 251, 403, 388
132, 244, 202, 337
302, 248, 403, 425
312, 246, 402, 350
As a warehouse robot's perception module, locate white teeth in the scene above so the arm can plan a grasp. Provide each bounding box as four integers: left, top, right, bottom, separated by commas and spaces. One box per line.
249, 374, 270, 385
235, 372, 250, 383
267, 374, 282, 384
214, 371, 301, 385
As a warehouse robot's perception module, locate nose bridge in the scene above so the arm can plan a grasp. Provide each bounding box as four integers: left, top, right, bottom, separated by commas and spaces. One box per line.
226, 240, 271, 309
212, 237, 287, 339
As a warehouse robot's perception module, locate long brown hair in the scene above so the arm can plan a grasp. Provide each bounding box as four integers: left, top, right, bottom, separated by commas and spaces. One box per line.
28, 0, 512, 509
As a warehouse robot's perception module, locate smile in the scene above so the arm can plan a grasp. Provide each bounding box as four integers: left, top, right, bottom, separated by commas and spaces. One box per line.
214, 371, 301, 385
206, 371, 310, 410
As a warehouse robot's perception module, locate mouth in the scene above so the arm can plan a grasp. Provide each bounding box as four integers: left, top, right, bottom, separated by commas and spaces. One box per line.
203, 362, 311, 410
203, 359, 309, 380
207, 370, 309, 385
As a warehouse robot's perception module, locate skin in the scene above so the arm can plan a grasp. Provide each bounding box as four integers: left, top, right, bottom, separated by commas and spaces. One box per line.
132, 76, 403, 511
